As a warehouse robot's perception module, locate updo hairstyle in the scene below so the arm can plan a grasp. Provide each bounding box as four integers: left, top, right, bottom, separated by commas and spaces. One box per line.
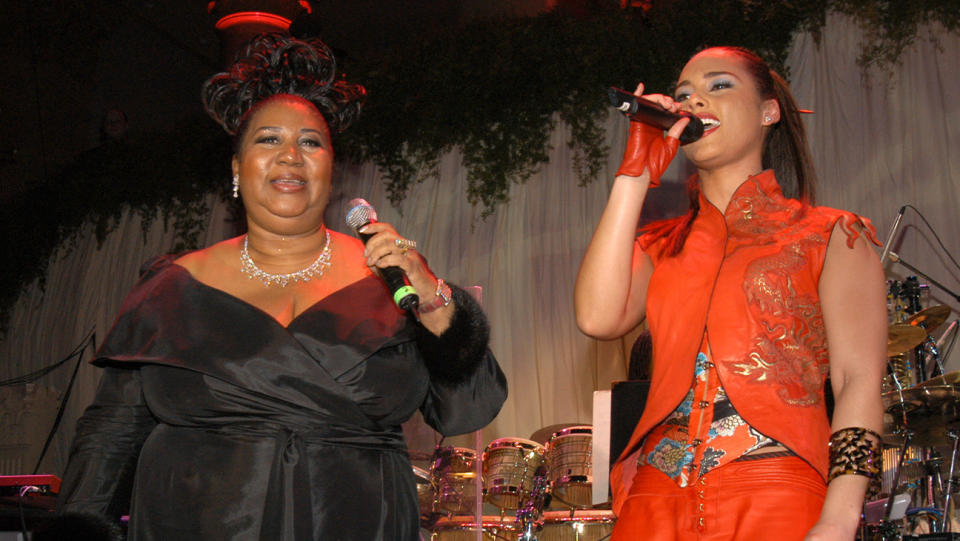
202, 34, 366, 142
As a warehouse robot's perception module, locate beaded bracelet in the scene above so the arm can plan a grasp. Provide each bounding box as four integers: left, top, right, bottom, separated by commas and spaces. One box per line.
828, 427, 882, 496
417, 279, 452, 314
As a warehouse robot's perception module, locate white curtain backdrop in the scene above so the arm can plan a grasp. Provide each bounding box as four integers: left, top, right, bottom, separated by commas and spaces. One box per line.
2, 13, 959, 477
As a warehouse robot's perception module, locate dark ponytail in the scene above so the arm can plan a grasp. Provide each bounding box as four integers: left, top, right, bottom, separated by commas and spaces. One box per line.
757, 62, 817, 204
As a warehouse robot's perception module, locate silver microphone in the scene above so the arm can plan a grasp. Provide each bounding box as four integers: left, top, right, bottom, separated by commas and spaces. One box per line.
344, 198, 419, 311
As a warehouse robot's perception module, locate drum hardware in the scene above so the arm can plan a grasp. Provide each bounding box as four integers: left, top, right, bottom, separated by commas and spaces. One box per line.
931, 431, 960, 534
907, 306, 953, 380
923, 341, 948, 386
925, 454, 947, 530
883, 445, 924, 496
888, 353, 916, 392
414, 465, 443, 527
885, 429, 917, 523
902, 277, 925, 317
862, 521, 904, 541
886, 277, 932, 386
880, 298, 955, 538
517, 465, 550, 541
889, 279, 911, 325
881, 382, 960, 534
887, 255, 960, 306
869, 221, 960, 539
936, 321, 960, 367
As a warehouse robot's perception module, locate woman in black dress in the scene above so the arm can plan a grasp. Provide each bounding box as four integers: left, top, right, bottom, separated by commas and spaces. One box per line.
57, 34, 507, 541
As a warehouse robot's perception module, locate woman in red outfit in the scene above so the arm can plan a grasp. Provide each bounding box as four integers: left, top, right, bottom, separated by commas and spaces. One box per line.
575, 47, 886, 541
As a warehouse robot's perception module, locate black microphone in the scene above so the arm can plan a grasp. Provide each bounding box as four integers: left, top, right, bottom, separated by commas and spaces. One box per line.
880, 205, 907, 266
608, 86, 704, 145
345, 198, 419, 312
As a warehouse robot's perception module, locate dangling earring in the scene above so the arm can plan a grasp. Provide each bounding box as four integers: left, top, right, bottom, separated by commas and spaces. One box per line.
232, 174, 239, 199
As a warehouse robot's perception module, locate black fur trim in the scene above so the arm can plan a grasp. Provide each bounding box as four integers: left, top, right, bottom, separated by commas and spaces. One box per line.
416, 284, 491, 385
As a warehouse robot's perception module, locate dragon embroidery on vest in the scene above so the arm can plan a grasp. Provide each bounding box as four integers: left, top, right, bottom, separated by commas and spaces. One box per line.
733, 232, 829, 407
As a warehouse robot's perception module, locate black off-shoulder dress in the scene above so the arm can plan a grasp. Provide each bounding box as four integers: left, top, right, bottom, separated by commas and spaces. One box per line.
58, 256, 507, 541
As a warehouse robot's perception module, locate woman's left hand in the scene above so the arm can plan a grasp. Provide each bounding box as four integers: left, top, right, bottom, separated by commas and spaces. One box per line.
359, 221, 437, 295
359, 221, 453, 332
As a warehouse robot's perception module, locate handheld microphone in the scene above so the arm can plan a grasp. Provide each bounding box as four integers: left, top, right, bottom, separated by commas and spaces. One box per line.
345, 198, 419, 312
608, 86, 704, 145
880, 206, 907, 266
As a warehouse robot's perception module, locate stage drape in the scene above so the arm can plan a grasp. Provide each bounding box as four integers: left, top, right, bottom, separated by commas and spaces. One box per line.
1, 13, 958, 476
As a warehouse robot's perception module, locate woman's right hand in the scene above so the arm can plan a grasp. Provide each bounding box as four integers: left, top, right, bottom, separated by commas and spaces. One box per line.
615, 83, 690, 187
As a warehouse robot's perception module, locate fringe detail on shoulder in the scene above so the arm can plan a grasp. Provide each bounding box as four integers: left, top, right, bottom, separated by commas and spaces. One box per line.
836, 212, 880, 249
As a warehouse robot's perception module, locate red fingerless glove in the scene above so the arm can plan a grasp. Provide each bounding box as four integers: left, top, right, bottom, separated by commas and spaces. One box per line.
615, 119, 680, 188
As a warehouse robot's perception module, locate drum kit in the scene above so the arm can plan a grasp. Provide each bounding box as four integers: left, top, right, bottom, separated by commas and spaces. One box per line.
867, 277, 960, 539
415, 425, 615, 541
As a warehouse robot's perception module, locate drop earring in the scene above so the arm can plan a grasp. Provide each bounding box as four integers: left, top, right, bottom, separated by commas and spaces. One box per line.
232, 175, 239, 199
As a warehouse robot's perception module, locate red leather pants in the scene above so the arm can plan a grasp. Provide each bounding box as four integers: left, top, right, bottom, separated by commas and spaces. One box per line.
611, 456, 826, 541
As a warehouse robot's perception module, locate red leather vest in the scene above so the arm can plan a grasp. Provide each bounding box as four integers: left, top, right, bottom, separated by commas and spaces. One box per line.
610, 170, 878, 512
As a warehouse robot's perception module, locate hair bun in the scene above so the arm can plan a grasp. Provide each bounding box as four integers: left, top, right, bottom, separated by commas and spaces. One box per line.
202, 33, 366, 135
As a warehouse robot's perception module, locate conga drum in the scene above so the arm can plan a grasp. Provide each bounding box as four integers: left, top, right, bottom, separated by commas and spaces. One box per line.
546, 425, 593, 508
430, 446, 478, 515
429, 515, 520, 541
482, 437, 546, 509
540, 509, 616, 541
413, 465, 438, 525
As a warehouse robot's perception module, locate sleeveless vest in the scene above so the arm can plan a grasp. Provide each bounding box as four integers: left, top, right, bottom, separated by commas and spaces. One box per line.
610, 170, 878, 512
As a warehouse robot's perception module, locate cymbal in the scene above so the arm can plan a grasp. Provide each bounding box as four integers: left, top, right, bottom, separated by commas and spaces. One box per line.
888, 324, 927, 356
905, 305, 952, 333
882, 385, 960, 446
529, 423, 581, 445
916, 370, 960, 389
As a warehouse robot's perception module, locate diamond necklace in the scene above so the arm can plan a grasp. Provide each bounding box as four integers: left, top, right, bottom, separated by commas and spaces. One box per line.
240, 229, 332, 287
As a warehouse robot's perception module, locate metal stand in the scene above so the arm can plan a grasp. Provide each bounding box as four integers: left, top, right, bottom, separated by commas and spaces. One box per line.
516, 466, 549, 541
887, 430, 915, 522
941, 432, 960, 533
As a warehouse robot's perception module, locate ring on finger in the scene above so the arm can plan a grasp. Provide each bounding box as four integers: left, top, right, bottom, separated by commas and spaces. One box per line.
395, 238, 417, 253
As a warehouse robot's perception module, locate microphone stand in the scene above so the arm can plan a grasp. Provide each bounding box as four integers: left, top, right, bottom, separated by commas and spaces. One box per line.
889, 252, 960, 303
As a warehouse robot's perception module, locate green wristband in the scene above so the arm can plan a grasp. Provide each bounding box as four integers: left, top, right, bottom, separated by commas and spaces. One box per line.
393, 285, 417, 307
